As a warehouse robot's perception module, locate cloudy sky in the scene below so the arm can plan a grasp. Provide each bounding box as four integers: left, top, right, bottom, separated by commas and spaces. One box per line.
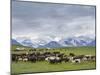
12, 1, 96, 41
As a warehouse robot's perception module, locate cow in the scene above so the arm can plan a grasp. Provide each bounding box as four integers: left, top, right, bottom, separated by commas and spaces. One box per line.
71, 59, 81, 63
37, 55, 45, 61
62, 56, 70, 62
84, 55, 96, 61
12, 54, 18, 62
69, 53, 75, 57
28, 54, 37, 63
45, 56, 62, 64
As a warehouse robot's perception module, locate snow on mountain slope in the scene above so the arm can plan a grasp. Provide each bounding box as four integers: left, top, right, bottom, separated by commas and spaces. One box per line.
11, 39, 21, 45
13, 36, 96, 48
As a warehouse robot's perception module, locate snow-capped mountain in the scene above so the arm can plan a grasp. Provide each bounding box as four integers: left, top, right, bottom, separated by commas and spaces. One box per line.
38, 41, 62, 48
32, 39, 48, 46
20, 39, 38, 48
12, 36, 96, 48
59, 36, 95, 47
11, 39, 21, 45
87, 40, 96, 46
16, 37, 49, 48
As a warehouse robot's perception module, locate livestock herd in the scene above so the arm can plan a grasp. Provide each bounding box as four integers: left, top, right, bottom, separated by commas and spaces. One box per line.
12, 51, 96, 64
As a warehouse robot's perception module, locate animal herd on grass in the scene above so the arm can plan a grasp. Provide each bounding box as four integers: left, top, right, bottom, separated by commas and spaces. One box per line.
12, 51, 96, 64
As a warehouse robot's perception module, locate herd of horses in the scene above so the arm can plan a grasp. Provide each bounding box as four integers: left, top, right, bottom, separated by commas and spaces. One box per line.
12, 51, 96, 64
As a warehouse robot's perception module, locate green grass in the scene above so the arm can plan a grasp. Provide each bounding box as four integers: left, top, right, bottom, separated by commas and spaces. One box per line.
11, 46, 96, 74
12, 46, 96, 55
12, 61, 96, 74
12, 45, 32, 51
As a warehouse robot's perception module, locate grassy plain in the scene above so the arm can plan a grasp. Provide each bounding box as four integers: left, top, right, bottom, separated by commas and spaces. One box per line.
11, 46, 96, 74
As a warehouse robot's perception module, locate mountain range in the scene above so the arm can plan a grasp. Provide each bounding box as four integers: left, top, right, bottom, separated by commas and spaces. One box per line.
12, 36, 96, 48
12, 39, 21, 45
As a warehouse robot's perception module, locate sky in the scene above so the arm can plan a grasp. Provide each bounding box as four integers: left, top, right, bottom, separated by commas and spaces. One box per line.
12, 1, 96, 42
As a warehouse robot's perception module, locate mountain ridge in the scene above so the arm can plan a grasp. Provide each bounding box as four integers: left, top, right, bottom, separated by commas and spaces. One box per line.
12, 36, 96, 48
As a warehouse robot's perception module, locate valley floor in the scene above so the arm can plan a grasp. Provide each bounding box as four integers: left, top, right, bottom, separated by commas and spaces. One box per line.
11, 61, 96, 74
11, 46, 96, 74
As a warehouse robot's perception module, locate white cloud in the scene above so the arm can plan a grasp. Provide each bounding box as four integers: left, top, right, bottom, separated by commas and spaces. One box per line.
12, 1, 96, 41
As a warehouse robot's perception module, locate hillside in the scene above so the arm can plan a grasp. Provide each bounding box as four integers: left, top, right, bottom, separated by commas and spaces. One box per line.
11, 45, 33, 51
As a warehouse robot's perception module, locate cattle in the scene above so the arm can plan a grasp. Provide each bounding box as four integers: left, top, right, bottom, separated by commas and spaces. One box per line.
16, 54, 24, 61
84, 55, 92, 61
27, 53, 37, 63
68, 55, 83, 63
28, 55, 37, 63
12, 50, 95, 64
91, 56, 96, 61
23, 57, 28, 62
62, 57, 70, 62
71, 59, 81, 63
69, 53, 75, 57
84, 55, 96, 61
37, 55, 45, 61
18, 57, 23, 61
53, 51, 60, 55
12, 54, 18, 62
12, 54, 27, 62
57, 53, 64, 59
14, 53, 28, 62
45, 56, 62, 64
73, 55, 84, 60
